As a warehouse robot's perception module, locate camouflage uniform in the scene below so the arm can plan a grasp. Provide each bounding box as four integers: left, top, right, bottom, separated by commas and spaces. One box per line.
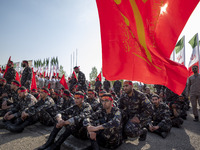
4, 67, 16, 84
0, 84, 11, 106
25, 96, 56, 126
83, 106, 123, 149
21, 67, 32, 91
94, 80, 102, 94
149, 102, 172, 135
85, 98, 100, 111
77, 71, 87, 92
0, 89, 19, 116
113, 80, 122, 97
37, 101, 93, 150
69, 78, 77, 93
119, 89, 154, 138
57, 102, 93, 139
5, 93, 37, 125
169, 101, 184, 128
103, 80, 110, 92
57, 97, 74, 111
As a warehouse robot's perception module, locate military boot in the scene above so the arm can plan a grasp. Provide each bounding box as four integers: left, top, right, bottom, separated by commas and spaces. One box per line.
193, 116, 199, 122
6, 120, 30, 133
45, 129, 71, 150
139, 128, 147, 141
37, 127, 61, 150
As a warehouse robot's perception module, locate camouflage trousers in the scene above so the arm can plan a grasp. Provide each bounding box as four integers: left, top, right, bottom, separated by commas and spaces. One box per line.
37, 110, 55, 126
152, 121, 171, 133
171, 117, 183, 128
95, 129, 122, 149
124, 120, 143, 138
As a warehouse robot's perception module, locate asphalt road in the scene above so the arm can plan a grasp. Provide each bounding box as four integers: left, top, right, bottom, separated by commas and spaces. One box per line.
0, 108, 200, 150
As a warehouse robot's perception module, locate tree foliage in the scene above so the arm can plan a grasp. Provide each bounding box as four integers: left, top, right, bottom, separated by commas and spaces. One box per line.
89, 67, 98, 82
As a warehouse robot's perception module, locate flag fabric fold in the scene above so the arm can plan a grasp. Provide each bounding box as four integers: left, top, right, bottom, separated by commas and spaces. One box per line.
188, 33, 200, 76
96, 0, 199, 95
31, 68, 37, 90
3, 56, 11, 78
15, 71, 21, 84
60, 74, 69, 90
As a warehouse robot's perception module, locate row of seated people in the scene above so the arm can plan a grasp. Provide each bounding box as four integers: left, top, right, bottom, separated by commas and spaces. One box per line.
0, 78, 190, 150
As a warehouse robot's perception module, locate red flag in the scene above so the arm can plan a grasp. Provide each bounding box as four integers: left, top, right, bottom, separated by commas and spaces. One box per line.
3, 56, 11, 77
31, 68, 37, 90
73, 71, 78, 81
15, 71, 21, 85
60, 74, 69, 90
0, 67, 2, 73
96, 0, 198, 95
48, 83, 51, 89
96, 72, 102, 82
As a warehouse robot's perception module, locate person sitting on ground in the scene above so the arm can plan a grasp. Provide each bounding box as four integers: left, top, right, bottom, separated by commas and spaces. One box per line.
148, 94, 172, 138
83, 93, 123, 150
37, 91, 93, 150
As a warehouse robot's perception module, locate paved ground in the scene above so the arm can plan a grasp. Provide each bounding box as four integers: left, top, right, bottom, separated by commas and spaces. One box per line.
0, 108, 200, 150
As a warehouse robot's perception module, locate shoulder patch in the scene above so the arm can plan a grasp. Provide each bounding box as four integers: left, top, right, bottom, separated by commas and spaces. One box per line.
144, 98, 150, 104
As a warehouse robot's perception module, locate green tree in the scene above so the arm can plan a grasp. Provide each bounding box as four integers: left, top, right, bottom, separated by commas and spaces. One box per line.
89, 67, 98, 88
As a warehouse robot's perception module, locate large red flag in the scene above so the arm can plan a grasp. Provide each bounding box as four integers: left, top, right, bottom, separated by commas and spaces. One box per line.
96, 0, 199, 95
3, 56, 11, 77
31, 68, 37, 90
60, 74, 69, 90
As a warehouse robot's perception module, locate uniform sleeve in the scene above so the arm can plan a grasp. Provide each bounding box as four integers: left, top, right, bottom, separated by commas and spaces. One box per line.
26, 68, 33, 83
101, 110, 122, 129
26, 100, 51, 116
69, 104, 93, 125
157, 105, 171, 127
139, 94, 154, 126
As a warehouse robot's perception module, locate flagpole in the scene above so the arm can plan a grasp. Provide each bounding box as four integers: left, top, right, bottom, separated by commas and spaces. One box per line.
73, 51, 74, 69
197, 33, 200, 73
173, 50, 175, 61
70, 54, 72, 75
76, 48, 78, 66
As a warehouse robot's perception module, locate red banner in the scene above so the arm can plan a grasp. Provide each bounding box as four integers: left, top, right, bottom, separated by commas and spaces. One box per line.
60, 74, 69, 90
96, 0, 199, 95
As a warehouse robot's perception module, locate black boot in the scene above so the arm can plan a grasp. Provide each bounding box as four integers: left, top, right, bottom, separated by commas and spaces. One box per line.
45, 128, 71, 150
82, 140, 99, 150
90, 140, 99, 150
139, 128, 147, 141
160, 132, 168, 139
193, 116, 199, 122
37, 126, 61, 150
6, 120, 30, 133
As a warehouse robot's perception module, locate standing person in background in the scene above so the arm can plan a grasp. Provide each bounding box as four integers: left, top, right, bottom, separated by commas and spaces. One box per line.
113, 80, 122, 98
187, 65, 200, 122
74, 66, 87, 92
4, 61, 16, 84
21, 60, 32, 92
103, 79, 110, 92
